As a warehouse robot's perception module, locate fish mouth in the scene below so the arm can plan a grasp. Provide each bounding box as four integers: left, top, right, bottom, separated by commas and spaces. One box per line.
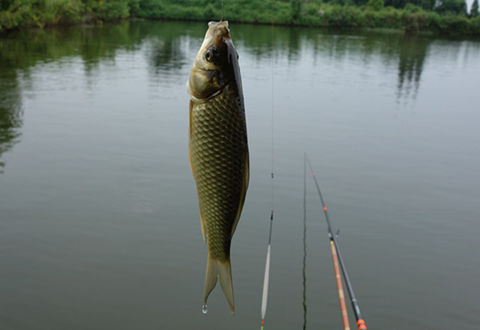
208, 20, 229, 29
206, 21, 230, 39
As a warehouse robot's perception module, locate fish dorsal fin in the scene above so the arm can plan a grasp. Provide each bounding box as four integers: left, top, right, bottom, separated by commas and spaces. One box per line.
225, 38, 244, 113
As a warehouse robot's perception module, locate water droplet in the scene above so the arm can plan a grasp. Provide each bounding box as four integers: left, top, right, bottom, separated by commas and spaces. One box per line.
201, 304, 208, 315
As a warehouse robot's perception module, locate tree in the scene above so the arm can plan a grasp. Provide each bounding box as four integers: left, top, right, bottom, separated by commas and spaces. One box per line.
420, 0, 436, 11
435, 0, 467, 15
290, 0, 302, 23
383, 0, 406, 9
0, 0, 14, 11
405, 0, 437, 10
367, 0, 384, 10
472, 0, 479, 17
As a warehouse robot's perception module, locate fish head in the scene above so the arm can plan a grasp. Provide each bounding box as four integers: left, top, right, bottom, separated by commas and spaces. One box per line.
188, 21, 241, 101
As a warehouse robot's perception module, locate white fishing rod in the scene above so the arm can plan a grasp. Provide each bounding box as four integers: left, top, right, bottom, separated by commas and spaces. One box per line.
260, 210, 274, 329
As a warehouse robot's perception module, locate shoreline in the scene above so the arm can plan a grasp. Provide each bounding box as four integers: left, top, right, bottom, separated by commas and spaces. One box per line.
3, 17, 479, 42
1, 2, 480, 38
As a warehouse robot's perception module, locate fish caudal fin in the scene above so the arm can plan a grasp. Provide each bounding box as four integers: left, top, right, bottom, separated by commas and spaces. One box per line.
204, 253, 235, 313
218, 258, 234, 313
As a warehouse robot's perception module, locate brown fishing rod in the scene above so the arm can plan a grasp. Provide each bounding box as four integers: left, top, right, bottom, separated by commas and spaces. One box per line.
305, 154, 350, 330
306, 155, 367, 330
330, 237, 351, 329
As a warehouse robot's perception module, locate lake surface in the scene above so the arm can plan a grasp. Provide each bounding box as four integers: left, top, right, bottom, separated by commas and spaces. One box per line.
1, 20, 479, 329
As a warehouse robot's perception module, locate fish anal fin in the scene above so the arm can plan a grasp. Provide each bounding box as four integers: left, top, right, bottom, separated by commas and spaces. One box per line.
231, 149, 249, 236
200, 213, 207, 242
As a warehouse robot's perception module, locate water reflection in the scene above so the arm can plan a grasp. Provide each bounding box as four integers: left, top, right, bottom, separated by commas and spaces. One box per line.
142, 22, 190, 74
78, 23, 145, 73
1, 21, 435, 92
0, 20, 468, 171
0, 21, 192, 172
397, 36, 429, 100
0, 82, 22, 173
237, 26, 431, 100
0, 57, 23, 173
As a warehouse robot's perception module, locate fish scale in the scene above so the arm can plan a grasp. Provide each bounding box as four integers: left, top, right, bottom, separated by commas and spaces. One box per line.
190, 84, 248, 261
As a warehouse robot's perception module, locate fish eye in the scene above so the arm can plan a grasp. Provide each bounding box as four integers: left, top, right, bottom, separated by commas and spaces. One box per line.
205, 47, 218, 63
205, 51, 212, 62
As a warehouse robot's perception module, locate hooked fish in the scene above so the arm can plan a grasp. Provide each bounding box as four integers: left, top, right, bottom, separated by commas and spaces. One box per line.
187, 21, 249, 313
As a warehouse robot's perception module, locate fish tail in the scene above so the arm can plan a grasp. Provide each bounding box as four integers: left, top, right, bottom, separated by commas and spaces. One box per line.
204, 253, 235, 313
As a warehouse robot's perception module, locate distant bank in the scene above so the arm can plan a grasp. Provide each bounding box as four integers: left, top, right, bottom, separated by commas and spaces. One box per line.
1, 0, 479, 36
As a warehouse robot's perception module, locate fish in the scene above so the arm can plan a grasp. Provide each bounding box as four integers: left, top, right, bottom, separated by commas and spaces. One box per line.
187, 21, 249, 313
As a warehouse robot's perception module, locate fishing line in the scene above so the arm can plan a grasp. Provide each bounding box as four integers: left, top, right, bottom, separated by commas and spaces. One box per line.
306, 155, 368, 330
260, 1, 275, 329
221, 0, 224, 21
302, 153, 308, 330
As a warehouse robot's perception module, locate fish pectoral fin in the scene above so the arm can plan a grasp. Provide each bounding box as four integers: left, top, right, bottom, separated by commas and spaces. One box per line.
231, 149, 249, 237
204, 254, 235, 313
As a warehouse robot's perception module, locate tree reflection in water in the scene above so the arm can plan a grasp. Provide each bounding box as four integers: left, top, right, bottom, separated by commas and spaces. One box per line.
0, 21, 445, 173
0, 66, 22, 173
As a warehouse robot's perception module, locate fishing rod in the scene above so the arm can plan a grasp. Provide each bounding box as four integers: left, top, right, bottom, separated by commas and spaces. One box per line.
306, 156, 367, 330
260, 210, 273, 330
305, 154, 349, 330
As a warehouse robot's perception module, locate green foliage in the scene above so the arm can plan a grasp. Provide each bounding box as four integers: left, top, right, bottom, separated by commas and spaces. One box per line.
471, 0, 479, 17
324, 5, 362, 28
291, 0, 302, 23
435, 0, 467, 15
470, 15, 480, 29
1, 0, 479, 36
366, 0, 384, 11
127, 0, 141, 16
431, 13, 470, 33
94, 0, 130, 20
384, 0, 435, 10
137, 0, 164, 18
352, 0, 369, 6
404, 3, 422, 12
384, 0, 406, 9
0, 0, 14, 11
0, 0, 85, 30
403, 11, 425, 33
56, 0, 85, 23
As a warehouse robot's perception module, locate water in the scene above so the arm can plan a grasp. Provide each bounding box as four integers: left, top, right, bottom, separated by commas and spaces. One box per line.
1, 21, 479, 329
